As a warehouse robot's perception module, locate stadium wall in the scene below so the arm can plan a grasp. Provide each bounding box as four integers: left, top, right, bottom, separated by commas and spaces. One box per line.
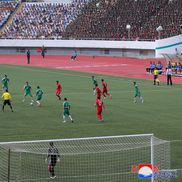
0, 39, 155, 58
155, 34, 182, 58
0, 35, 181, 58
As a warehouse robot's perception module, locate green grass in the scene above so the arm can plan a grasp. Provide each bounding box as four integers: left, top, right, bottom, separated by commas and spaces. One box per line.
0, 64, 182, 182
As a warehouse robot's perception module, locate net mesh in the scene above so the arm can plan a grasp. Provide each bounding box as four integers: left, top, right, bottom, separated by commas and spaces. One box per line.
0, 134, 170, 182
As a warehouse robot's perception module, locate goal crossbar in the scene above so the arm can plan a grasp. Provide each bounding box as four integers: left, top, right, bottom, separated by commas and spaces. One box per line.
0, 133, 154, 145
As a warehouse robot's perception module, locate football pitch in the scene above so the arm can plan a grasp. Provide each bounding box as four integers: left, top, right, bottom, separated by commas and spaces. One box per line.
0, 64, 182, 182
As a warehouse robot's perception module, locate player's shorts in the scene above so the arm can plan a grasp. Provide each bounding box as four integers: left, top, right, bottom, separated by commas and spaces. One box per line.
37, 96, 42, 101
97, 93, 101, 98
25, 92, 32, 97
48, 156, 57, 168
3, 100, 11, 106
64, 109, 70, 116
134, 92, 141, 97
56, 90, 61, 95
71, 55, 77, 60
154, 75, 158, 80
48, 162, 56, 170
2, 85, 8, 90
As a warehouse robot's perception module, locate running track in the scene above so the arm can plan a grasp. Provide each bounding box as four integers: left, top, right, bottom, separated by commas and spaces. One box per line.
0, 55, 181, 84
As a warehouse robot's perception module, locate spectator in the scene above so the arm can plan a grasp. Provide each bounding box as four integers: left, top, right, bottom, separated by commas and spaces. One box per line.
156, 61, 163, 70
150, 62, 156, 73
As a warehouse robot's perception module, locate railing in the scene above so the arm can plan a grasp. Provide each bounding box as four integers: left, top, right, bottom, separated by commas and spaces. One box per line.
0, 37, 156, 42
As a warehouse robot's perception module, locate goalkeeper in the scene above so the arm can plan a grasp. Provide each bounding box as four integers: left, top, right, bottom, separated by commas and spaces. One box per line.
45, 142, 60, 179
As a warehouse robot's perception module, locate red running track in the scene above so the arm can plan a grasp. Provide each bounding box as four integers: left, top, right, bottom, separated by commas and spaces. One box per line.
0, 55, 181, 84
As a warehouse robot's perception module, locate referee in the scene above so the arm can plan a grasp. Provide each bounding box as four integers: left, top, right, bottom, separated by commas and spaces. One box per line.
2, 89, 13, 112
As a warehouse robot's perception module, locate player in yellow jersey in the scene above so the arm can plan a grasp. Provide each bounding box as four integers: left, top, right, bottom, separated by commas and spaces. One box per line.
2, 89, 13, 112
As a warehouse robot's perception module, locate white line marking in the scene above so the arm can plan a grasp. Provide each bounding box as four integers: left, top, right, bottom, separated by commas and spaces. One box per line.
56, 64, 127, 69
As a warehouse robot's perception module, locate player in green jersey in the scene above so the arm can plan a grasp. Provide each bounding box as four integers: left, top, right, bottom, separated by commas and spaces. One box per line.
35, 86, 43, 106
133, 82, 144, 103
23, 81, 34, 104
92, 76, 98, 95
62, 98, 73, 123
1, 75, 9, 91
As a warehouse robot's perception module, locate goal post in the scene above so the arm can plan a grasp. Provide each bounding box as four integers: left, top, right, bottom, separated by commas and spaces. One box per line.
0, 134, 170, 182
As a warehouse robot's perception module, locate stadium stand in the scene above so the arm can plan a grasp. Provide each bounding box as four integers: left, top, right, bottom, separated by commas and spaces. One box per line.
63, 0, 182, 40
0, 0, 181, 40
0, 0, 19, 28
138, 0, 182, 39
1, 0, 87, 39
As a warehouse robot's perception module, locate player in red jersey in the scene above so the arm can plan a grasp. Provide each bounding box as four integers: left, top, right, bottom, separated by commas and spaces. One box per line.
95, 84, 102, 98
101, 79, 111, 98
56, 81, 62, 100
95, 96, 105, 121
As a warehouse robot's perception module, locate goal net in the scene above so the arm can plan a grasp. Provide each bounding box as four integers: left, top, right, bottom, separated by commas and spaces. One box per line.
0, 134, 170, 182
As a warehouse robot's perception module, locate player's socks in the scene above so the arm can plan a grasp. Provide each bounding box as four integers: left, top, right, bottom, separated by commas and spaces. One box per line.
63, 115, 66, 123
36, 101, 40, 106
69, 115, 73, 122
140, 97, 144, 103
57, 95, 61, 100
93, 89, 96, 95
10, 106, 13, 112
98, 115, 102, 121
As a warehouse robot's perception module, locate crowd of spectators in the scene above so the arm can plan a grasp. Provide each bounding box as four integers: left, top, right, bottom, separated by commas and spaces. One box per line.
138, 0, 182, 39
0, 1, 19, 28
0, 0, 181, 40
63, 0, 182, 40
1, 0, 88, 39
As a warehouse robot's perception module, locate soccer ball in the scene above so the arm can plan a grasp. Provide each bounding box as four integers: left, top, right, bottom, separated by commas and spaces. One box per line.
30, 102, 34, 106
